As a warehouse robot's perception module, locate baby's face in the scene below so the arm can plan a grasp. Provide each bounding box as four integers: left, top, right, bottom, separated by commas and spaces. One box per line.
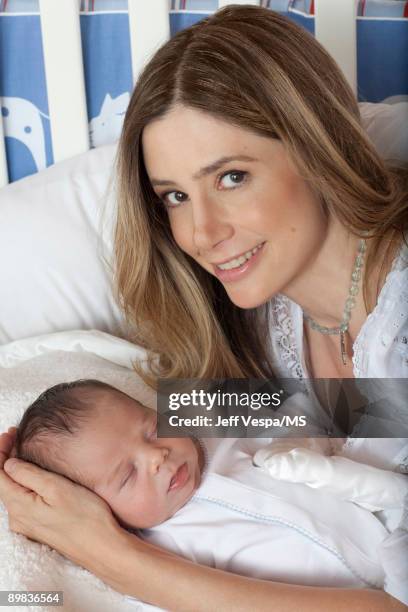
62, 392, 203, 529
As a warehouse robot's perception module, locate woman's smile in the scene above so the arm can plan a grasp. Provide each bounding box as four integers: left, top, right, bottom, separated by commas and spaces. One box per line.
212, 242, 265, 282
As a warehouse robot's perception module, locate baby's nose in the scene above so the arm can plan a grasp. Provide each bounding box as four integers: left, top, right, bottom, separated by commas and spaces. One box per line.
149, 446, 169, 473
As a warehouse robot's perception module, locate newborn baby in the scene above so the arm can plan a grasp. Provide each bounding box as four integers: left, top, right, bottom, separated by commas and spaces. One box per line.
15, 379, 205, 529
15, 379, 408, 603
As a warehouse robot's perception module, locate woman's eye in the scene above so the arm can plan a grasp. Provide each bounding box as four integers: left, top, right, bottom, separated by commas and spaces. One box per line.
219, 171, 247, 189
162, 191, 188, 207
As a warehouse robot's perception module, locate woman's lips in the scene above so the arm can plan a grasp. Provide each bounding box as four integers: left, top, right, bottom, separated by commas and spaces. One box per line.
212, 242, 265, 283
168, 462, 189, 492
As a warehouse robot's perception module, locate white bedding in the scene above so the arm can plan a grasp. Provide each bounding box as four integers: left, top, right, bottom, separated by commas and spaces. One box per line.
0, 331, 406, 609
0, 331, 161, 612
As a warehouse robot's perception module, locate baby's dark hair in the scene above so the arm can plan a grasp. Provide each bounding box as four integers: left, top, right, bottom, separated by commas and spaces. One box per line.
15, 379, 120, 487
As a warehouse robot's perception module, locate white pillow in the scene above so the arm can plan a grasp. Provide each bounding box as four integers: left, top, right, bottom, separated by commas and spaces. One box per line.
0, 144, 125, 344
360, 101, 408, 162
0, 103, 407, 344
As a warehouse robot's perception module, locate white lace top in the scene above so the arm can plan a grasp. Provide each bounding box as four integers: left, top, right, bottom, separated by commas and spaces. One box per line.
269, 242, 408, 380
268, 243, 408, 474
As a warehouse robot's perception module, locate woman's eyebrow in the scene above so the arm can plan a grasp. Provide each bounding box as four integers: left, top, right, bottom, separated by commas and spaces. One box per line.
192, 155, 258, 180
150, 155, 258, 187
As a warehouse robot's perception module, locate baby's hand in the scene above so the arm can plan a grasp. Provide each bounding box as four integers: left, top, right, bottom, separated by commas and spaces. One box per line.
253, 446, 327, 484
253, 446, 408, 512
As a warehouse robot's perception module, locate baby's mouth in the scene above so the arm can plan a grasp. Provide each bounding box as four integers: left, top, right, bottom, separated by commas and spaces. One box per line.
168, 462, 189, 492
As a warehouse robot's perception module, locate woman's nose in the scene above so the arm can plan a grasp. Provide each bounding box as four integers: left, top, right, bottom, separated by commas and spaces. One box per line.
192, 194, 233, 254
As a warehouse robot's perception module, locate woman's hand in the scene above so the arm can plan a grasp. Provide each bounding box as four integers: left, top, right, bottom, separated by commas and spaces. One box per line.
1, 430, 406, 611
0, 429, 125, 572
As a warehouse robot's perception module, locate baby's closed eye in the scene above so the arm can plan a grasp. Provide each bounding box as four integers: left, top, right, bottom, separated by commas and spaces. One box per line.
120, 466, 137, 489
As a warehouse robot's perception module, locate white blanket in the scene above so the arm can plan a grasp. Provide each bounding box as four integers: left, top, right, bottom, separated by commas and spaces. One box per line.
0, 330, 160, 612
145, 436, 389, 590
1, 331, 406, 608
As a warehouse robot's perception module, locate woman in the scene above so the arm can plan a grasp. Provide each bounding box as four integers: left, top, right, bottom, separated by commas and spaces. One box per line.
0, 6, 407, 610
114, 5, 407, 384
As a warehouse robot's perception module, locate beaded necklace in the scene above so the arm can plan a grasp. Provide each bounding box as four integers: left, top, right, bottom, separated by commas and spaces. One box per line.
303, 239, 367, 366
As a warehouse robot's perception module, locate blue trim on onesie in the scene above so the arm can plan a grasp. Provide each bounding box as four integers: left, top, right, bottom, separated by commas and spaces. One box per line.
193, 493, 378, 588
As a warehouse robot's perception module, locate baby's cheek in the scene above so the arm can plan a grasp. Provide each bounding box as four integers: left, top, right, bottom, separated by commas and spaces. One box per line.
110, 496, 140, 527
117, 492, 161, 529
181, 438, 198, 458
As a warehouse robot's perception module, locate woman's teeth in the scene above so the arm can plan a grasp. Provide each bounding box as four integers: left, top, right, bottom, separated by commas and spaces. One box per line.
217, 243, 263, 271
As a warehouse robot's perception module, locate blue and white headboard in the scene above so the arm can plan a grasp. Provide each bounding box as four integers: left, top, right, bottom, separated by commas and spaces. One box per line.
0, 0, 407, 186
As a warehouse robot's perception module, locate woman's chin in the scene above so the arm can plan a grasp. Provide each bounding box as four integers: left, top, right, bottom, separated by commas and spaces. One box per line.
226, 288, 271, 310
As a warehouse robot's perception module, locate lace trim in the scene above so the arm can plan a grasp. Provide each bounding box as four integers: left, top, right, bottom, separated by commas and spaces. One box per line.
398, 456, 408, 475
352, 242, 408, 377
270, 294, 304, 380
270, 243, 408, 379
340, 438, 408, 474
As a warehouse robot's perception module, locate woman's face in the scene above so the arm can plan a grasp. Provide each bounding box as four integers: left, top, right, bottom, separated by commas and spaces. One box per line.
142, 104, 328, 308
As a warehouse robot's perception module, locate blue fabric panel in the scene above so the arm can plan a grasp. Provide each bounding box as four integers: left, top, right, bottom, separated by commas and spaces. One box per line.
170, 10, 315, 38
0, 12, 134, 181
269, 1, 294, 10
170, 1, 217, 9
0, 4, 406, 183
357, 19, 408, 102
284, 10, 315, 35
80, 13, 133, 122
0, 15, 53, 181
170, 11, 210, 35
290, 0, 313, 13
361, 1, 407, 18
2, 1, 39, 11
82, 0, 128, 9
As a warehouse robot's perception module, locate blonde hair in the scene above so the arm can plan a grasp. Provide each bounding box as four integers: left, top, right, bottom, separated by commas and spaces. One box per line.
115, 5, 408, 388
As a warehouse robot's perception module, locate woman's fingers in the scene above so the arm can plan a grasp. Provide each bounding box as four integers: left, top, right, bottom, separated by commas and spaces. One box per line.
3, 459, 78, 506
0, 439, 123, 571
0, 431, 33, 512
1, 457, 117, 559
0, 465, 33, 507
8, 428, 17, 456
0, 431, 16, 468
0, 431, 31, 512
